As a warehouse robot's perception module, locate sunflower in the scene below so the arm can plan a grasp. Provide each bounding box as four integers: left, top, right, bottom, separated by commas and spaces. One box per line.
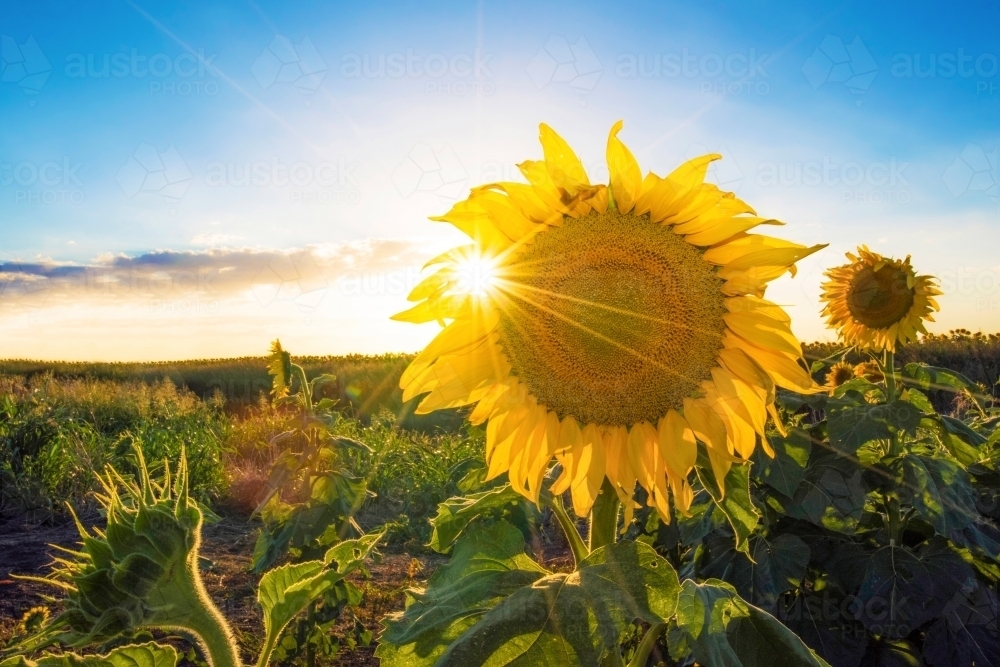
853, 360, 884, 383
393, 121, 824, 521
824, 361, 856, 392
821, 246, 940, 352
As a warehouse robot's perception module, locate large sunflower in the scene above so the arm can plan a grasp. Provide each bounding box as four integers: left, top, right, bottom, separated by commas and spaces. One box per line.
821, 246, 940, 352
393, 122, 824, 521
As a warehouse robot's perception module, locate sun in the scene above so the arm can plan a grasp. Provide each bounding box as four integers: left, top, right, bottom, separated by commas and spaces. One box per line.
393, 121, 825, 520
453, 253, 500, 297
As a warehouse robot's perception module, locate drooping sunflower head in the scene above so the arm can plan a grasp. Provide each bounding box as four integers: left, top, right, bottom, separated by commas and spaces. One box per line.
824, 361, 856, 392
394, 121, 825, 520
821, 246, 940, 352
854, 360, 884, 383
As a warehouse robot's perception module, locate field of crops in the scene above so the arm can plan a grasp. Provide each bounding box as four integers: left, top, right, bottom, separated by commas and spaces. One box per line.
1, 330, 999, 666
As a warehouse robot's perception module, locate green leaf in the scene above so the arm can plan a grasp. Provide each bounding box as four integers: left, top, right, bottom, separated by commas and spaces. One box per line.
428, 484, 527, 554
754, 429, 812, 497
258, 557, 356, 666
376, 521, 547, 667
0, 643, 179, 667
779, 592, 868, 667
696, 452, 760, 554
891, 455, 977, 535
827, 393, 921, 454
862, 639, 925, 667
668, 579, 830, 667
901, 388, 934, 414
939, 415, 988, 446
922, 582, 1000, 667
786, 449, 867, 534
434, 540, 681, 666
705, 533, 811, 613
900, 363, 974, 392
922, 417, 983, 467
853, 545, 942, 638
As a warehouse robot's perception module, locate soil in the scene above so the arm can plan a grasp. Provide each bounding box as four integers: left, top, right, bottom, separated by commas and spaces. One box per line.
0, 511, 574, 666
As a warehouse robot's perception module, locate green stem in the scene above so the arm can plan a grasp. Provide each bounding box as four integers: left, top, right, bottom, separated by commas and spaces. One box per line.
160, 559, 242, 667
628, 622, 666, 667
886, 495, 902, 546
549, 494, 589, 567
589, 479, 620, 551
883, 349, 897, 401
182, 605, 243, 667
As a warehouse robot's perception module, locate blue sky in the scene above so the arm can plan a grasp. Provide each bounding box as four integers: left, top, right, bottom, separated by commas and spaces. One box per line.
2, 0, 999, 360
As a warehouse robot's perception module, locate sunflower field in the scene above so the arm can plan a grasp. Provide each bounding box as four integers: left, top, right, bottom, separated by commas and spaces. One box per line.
3, 123, 1000, 667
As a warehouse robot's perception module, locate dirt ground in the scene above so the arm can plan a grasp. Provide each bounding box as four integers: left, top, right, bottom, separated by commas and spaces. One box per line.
0, 511, 573, 666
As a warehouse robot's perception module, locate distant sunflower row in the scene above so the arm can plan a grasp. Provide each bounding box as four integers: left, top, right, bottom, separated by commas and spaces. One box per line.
393, 121, 941, 520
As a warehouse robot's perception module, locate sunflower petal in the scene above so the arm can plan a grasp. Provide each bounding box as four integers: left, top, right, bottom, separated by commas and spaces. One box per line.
539, 123, 590, 196
606, 120, 642, 213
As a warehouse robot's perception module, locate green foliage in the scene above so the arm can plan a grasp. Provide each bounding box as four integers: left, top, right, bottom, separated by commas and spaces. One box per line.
0, 375, 227, 519
666, 353, 1000, 667
668, 579, 828, 666
0, 353, 466, 431
2, 450, 379, 667
379, 491, 822, 666
256, 534, 381, 667
250, 341, 375, 666
0, 642, 177, 667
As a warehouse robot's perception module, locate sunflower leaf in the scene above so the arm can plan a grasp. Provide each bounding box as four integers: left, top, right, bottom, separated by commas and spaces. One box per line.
754, 428, 812, 497
0, 642, 178, 667
696, 451, 760, 554
376, 521, 547, 667
434, 539, 680, 667
667, 579, 830, 667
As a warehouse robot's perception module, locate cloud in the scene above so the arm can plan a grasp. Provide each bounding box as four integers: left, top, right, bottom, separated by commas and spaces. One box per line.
0, 238, 440, 310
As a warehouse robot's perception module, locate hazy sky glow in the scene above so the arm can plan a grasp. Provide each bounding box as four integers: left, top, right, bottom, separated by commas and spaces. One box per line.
2, 1, 999, 361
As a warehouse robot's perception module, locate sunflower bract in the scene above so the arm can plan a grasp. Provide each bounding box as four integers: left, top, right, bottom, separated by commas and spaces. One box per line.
393, 121, 825, 521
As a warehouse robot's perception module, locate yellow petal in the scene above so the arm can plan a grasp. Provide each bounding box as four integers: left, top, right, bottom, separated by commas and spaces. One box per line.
468, 380, 514, 425
606, 120, 642, 213
429, 198, 513, 250
570, 424, 605, 516
704, 380, 757, 460
658, 409, 697, 480
682, 216, 780, 247
409, 340, 510, 407
723, 308, 802, 358
539, 123, 590, 196
478, 183, 561, 225
722, 333, 817, 394
390, 293, 472, 324
551, 415, 582, 495
641, 155, 720, 222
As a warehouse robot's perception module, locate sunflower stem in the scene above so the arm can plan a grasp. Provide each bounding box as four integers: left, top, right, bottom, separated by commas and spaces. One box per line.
627, 622, 666, 667
549, 493, 588, 567
589, 479, 620, 551
883, 349, 897, 401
